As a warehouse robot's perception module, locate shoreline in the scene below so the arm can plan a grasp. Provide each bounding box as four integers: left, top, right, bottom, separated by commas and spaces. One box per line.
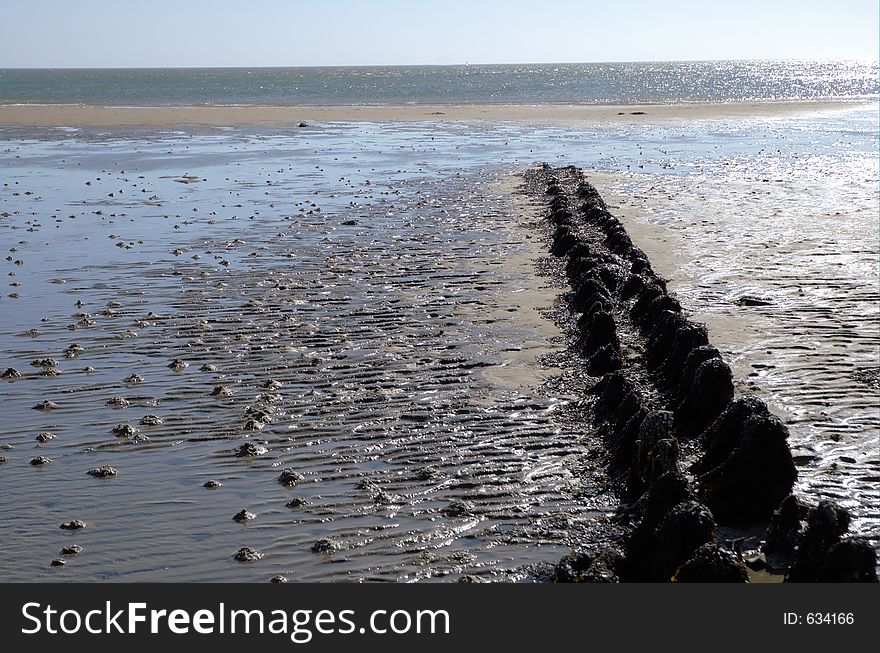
0, 99, 871, 128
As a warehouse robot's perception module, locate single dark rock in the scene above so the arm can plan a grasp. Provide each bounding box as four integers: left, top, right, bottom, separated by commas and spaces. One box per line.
763, 494, 806, 555
168, 358, 188, 372
550, 225, 578, 256
673, 543, 748, 582
553, 552, 593, 582
553, 548, 622, 583
619, 274, 646, 300
573, 278, 611, 311
1, 368, 22, 379
676, 358, 734, 438
677, 345, 722, 396
607, 408, 647, 471
203, 480, 222, 489
286, 497, 309, 509
87, 465, 118, 478
648, 320, 705, 372
589, 370, 633, 424
61, 544, 83, 556
656, 322, 711, 385
697, 413, 796, 523
578, 310, 619, 356
270, 575, 288, 583
278, 468, 303, 486
630, 411, 677, 495
816, 539, 879, 582
36, 432, 56, 443
786, 501, 851, 582
587, 343, 624, 376
651, 501, 717, 582
30, 456, 52, 466
311, 538, 339, 554
233, 509, 256, 523
234, 547, 263, 563
111, 423, 139, 438
693, 396, 771, 474
235, 442, 268, 457
60, 520, 86, 531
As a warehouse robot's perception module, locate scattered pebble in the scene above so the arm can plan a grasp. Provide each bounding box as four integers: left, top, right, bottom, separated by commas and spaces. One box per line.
233, 509, 257, 523
87, 465, 118, 478
311, 538, 339, 554
278, 468, 303, 486
168, 358, 189, 371
233, 547, 263, 563
235, 442, 268, 457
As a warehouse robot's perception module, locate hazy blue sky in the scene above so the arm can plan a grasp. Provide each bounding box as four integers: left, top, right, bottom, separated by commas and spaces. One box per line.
1, 0, 877, 67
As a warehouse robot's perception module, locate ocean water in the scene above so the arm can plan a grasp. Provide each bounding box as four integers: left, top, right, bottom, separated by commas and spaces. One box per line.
0, 101, 877, 581
0, 60, 877, 106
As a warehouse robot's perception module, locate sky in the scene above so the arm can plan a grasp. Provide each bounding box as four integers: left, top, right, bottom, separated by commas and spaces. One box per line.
1, 0, 877, 67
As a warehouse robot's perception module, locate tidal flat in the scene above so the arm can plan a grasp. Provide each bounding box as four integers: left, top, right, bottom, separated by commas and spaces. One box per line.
1, 105, 877, 581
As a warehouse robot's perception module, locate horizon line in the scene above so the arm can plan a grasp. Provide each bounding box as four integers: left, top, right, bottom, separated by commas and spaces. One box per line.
1, 57, 878, 71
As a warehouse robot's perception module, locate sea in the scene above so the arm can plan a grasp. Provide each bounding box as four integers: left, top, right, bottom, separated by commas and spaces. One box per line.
0, 61, 877, 581
0, 60, 877, 106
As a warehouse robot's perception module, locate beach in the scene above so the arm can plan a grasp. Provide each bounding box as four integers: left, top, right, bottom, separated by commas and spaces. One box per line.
1, 88, 877, 581
0, 100, 860, 128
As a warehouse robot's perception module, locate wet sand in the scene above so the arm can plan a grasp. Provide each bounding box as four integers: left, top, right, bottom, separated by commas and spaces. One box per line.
1, 105, 876, 580
0, 100, 860, 128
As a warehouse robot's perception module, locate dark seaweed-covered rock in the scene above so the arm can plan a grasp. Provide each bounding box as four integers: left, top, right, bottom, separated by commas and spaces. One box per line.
630, 283, 664, 322
673, 543, 748, 582
595, 263, 625, 291
553, 548, 621, 583
656, 322, 711, 386
785, 501, 851, 582
630, 411, 677, 494
572, 277, 611, 311
763, 494, 806, 555
553, 552, 593, 582
607, 408, 647, 471
589, 371, 634, 424
578, 310, 619, 356
697, 413, 796, 523
606, 229, 634, 257
635, 472, 695, 529
586, 343, 624, 376
576, 182, 607, 210
816, 539, 879, 583
677, 345, 722, 396
676, 358, 734, 438
619, 274, 646, 300
693, 396, 771, 474
648, 320, 705, 372
651, 501, 717, 581
233, 547, 263, 563
550, 207, 573, 227
640, 296, 684, 336
550, 225, 578, 256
